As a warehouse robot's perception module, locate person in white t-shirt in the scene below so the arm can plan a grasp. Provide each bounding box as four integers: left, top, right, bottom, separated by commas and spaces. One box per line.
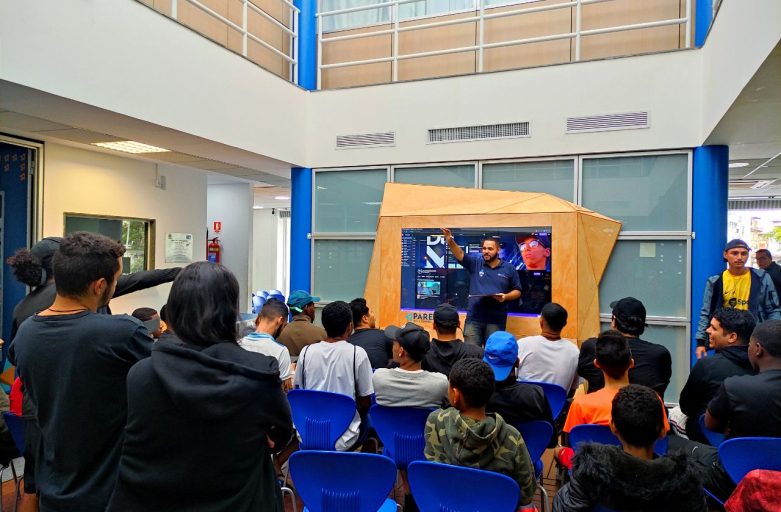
374, 322, 448, 409
240, 299, 293, 390
293, 300, 374, 451
517, 302, 580, 393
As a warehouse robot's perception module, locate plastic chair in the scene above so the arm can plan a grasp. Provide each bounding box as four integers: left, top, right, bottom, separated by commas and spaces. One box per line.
719, 437, 781, 484
1, 412, 23, 512
698, 413, 726, 446
408, 461, 520, 512
514, 420, 554, 512
369, 405, 433, 469
289, 451, 397, 512
568, 424, 668, 455
288, 389, 356, 450
518, 380, 567, 419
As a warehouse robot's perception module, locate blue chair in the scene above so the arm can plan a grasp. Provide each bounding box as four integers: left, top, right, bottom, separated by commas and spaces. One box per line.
698, 413, 726, 446
568, 424, 668, 455
408, 461, 520, 512
719, 437, 781, 484
1, 412, 23, 512
288, 389, 356, 450
289, 451, 397, 512
369, 405, 432, 470
518, 380, 567, 419
515, 420, 554, 512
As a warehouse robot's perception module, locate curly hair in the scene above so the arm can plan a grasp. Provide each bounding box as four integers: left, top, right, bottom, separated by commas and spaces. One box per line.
611, 384, 664, 447
54, 232, 125, 297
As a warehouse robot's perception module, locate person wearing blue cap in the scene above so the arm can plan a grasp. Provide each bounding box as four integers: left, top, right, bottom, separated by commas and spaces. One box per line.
277, 290, 326, 359
695, 238, 781, 359
483, 331, 553, 427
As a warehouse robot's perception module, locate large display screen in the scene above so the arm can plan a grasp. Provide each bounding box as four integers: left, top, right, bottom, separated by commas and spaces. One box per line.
400, 227, 552, 315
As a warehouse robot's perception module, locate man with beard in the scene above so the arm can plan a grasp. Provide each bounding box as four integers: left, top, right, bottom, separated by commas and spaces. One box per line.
240, 299, 293, 390
441, 229, 522, 346
9, 232, 153, 512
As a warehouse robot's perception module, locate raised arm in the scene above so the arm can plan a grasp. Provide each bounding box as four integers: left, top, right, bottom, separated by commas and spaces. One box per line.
441, 228, 464, 263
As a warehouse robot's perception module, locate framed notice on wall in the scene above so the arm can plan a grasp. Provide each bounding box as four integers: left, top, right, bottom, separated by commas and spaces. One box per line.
165, 233, 193, 263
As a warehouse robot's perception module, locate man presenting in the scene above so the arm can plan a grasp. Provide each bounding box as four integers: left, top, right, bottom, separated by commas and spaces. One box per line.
441, 228, 521, 346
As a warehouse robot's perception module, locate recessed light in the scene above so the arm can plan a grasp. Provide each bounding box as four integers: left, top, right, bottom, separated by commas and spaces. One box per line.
728, 162, 750, 168
253, 206, 264, 209
274, 195, 290, 200
92, 141, 170, 154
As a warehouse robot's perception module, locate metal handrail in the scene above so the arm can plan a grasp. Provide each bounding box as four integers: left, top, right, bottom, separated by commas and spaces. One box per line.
316, 0, 692, 88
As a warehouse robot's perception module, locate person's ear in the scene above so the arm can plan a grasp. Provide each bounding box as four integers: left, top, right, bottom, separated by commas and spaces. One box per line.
608, 420, 619, 437
611, 316, 617, 329
726, 331, 738, 345
629, 358, 636, 369
91, 278, 107, 297
593, 358, 601, 369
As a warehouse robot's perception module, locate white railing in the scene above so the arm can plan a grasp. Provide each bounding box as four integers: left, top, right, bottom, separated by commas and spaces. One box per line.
317, 0, 691, 88
167, 0, 300, 83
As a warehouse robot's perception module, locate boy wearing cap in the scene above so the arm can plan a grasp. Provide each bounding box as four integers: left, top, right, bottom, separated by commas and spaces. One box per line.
278, 290, 327, 358
695, 238, 780, 359
422, 303, 483, 377
484, 331, 553, 426
424, 358, 537, 510
373, 322, 448, 408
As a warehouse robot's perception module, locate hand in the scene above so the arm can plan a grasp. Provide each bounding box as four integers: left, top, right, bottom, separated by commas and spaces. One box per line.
266, 434, 276, 449
494, 293, 506, 303
440, 228, 452, 240
696, 346, 708, 359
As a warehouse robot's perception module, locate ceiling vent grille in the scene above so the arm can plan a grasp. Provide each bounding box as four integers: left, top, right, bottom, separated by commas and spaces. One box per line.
729, 199, 781, 210
428, 122, 530, 144
336, 131, 395, 149
566, 112, 649, 133
278, 209, 292, 218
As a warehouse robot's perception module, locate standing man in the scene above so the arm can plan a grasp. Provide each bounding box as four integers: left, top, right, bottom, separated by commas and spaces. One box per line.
278, 290, 327, 359
440, 229, 522, 346
755, 249, 781, 297
695, 239, 781, 359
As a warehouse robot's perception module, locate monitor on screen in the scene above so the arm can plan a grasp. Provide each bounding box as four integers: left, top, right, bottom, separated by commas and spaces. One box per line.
400, 227, 552, 316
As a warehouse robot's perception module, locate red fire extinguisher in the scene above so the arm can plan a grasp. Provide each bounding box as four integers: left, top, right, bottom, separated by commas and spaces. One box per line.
207, 237, 221, 263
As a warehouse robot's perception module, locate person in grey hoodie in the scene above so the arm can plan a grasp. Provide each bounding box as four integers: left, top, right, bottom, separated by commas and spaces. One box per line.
106, 262, 293, 512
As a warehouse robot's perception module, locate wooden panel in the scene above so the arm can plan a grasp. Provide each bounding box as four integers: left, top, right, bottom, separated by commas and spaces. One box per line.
397, 13, 477, 81
177, 0, 231, 46
322, 25, 392, 88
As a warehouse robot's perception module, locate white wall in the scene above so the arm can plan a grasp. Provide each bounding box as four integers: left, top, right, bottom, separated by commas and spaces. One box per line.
252, 208, 278, 294
207, 184, 253, 311
42, 143, 208, 315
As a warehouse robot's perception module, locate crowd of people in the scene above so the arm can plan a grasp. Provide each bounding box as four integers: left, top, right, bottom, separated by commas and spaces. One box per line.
2, 231, 781, 512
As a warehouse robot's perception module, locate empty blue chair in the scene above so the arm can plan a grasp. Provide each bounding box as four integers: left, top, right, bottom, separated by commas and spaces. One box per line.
698, 413, 726, 446
369, 405, 432, 469
569, 424, 668, 454
408, 461, 520, 512
288, 389, 356, 450
719, 437, 781, 484
289, 451, 397, 512
515, 421, 554, 512
518, 380, 567, 419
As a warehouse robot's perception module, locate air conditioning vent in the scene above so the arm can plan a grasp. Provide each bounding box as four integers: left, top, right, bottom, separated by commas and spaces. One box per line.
278, 209, 292, 218
428, 122, 530, 144
729, 199, 781, 210
336, 132, 395, 149
566, 112, 649, 133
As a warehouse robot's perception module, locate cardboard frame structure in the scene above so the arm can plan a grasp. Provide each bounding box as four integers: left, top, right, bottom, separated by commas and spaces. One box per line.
364, 183, 622, 342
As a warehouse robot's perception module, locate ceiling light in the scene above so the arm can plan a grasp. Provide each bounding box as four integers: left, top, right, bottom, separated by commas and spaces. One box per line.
92, 141, 170, 154
751, 180, 777, 189
728, 162, 750, 168
274, 195, 290, 200
253, 206, 264, 209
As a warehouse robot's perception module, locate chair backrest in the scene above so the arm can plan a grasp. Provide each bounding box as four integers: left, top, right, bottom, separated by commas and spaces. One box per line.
698, 413, 726, 446
514, 420, 554, 463
517, 380, 567, 419
289, 451, 397, 512
719, 437, 781, 484
408, 461, 520, 512
288, 389, 356, 450
1, 412, 24, 455
568, 424, 668, 455
369, 405, 433, 469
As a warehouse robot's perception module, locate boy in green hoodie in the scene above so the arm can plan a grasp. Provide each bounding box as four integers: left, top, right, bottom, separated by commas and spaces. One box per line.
424, 358, 537, 510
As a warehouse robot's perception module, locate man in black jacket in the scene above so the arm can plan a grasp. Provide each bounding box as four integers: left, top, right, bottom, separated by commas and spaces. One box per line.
679, 308, 756, 442
422, 303, 482, 377
756, 249, 781, 298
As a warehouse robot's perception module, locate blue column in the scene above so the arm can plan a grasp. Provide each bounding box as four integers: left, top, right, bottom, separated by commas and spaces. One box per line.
290, 167, 313, 292
695, 0, 714, 47
691, 145, 729, 364
295, 0, 317, 90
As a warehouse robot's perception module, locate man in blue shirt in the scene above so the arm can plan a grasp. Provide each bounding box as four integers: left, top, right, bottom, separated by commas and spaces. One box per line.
441, 228, 522, 346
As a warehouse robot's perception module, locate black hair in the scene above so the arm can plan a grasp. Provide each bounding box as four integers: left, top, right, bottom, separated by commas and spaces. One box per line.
167, 262, 239, 347
6, 249, 44, 287
53, 232, 125, 298
612, 384, 664, 447
259, 299, 289, 321
595, 329, 631, 380
132, 307, 158, 322
159, 304, 169, 323
712, 308, 756, 345
756, 249, 772, 258
322, 301, 352, 338
541, 303, 568, 332
481, 237, 500, 249
449, 358, 495, 409
751, 319, 781, 358
614, 313, 645, 336
350, 298, 369, 327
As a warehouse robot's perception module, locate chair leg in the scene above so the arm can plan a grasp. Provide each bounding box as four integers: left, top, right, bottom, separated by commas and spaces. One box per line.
11, 462, 19, 512
537, 481, 550, 512
281, 485, 297, 512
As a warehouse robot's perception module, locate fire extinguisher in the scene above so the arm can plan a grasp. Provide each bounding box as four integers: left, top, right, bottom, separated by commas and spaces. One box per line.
207, 237, 221, 263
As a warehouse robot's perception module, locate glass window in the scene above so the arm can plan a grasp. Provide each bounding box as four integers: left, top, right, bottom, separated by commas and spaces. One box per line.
394, 165, 475, 188
599, 240, 688, 318
582, 154, 688, 231
315, 169, 387, 233
64, 214, 152, 273
321, 0, 390, 32
482, 160, 574, 201
399, 0, 474, 21
314, 240, 374, 301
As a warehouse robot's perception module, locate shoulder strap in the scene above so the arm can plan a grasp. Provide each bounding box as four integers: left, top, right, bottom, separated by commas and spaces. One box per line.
353, 344, 359, 399
300, 344, 309, 389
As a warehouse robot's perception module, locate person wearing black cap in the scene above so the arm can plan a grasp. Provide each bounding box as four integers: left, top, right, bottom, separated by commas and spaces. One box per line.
695, 238, 781, 359
578, 297, 672, 398
421, 303, 483, 377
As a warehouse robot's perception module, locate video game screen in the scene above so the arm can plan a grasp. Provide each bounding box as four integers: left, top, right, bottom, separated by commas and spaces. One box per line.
400, 227, 552, 316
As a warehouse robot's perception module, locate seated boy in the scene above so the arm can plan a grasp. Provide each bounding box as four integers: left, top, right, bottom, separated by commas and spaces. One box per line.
424, 358, 537, 510
553, 385, 706, 511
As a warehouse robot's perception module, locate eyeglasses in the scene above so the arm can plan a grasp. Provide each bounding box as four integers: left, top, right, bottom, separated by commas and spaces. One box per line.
520, 240, 542, 250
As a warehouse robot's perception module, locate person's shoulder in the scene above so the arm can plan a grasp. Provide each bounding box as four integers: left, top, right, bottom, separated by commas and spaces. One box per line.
462, 343, 484, 357
636, 337, 671, 356
424, 370, 449, 385
579, 337, 597, 353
